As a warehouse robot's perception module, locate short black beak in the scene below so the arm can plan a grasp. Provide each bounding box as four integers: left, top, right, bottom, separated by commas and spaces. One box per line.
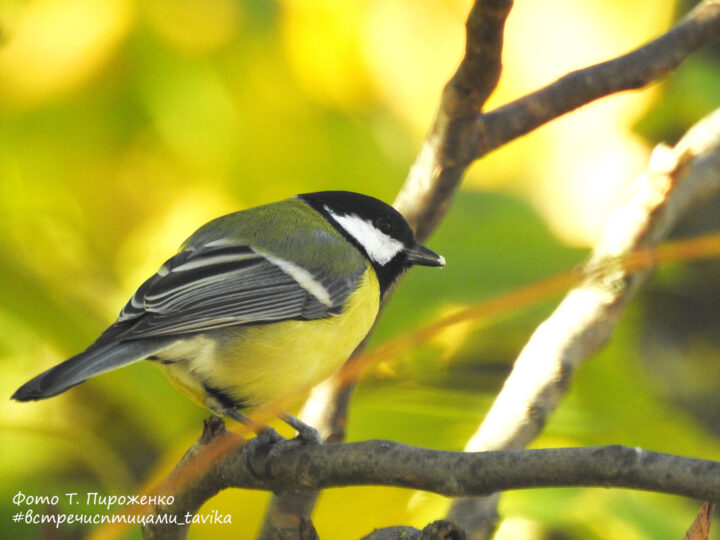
405, 243, 445, 267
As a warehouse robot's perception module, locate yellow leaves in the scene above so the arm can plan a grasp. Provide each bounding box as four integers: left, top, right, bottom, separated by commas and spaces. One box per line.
279, 0, 469, 118
362, 1, 469, 132
142, 64, 244, 168
280, 0, 375, 110
0, 0, 133, 108
144, 0, 242, 54
474, 0, 678, 246
494, 517, 545, 540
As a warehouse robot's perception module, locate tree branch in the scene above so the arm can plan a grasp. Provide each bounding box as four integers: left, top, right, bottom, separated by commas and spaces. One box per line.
142, 424, 720, 539
361, 520, 466, 540
480, 0, 720, 155
394, 0, 513, 239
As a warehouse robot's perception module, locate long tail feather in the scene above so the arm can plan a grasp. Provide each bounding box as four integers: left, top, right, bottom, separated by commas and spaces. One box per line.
11, 339, 165, 401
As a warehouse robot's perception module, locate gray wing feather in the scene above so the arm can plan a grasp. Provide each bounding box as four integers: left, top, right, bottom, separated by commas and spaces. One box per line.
114, 243, 363, 338
12, 338, 172, 401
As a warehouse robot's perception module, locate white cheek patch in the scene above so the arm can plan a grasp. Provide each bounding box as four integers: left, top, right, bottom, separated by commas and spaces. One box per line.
326, 208, 405, 265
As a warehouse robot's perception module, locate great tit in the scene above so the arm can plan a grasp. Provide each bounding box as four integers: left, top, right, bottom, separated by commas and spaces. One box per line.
12, 191, 444, 434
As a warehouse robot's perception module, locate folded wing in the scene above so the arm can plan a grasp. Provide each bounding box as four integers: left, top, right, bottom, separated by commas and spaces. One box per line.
114, 241, 364, 339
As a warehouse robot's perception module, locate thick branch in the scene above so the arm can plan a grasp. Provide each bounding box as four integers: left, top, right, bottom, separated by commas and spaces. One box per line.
400, 0, 720, 236
265, 444, 720, 501
143, 429, 720, 539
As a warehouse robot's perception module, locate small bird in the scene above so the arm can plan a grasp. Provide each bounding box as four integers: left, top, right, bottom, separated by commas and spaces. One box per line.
12, 191, 444, 438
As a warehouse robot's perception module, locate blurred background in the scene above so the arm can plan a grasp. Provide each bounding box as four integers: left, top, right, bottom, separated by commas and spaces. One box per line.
2, 0, 720, 538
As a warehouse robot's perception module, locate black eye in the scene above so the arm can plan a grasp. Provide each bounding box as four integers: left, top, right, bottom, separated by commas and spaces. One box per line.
375, 216, 394, 234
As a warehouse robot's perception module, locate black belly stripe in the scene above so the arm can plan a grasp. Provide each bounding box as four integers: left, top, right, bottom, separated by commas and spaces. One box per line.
202, 382, 249, 411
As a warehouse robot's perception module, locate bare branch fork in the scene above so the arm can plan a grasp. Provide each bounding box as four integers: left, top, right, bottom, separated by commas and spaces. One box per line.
141, 0, 720, 537
398, 0, 720, 238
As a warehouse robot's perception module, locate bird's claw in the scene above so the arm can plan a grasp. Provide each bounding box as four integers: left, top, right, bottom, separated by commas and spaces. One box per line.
280, 413, 323, 445
244, 427, 284, 479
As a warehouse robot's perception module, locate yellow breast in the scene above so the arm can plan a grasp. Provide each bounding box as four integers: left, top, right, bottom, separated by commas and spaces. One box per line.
158, 263, 380, 411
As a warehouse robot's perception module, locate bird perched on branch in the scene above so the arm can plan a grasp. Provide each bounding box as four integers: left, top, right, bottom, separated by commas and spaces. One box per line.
12, 191, 444, 439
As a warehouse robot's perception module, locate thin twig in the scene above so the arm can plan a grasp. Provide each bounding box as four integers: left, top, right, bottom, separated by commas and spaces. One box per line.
479, 0, 720, 156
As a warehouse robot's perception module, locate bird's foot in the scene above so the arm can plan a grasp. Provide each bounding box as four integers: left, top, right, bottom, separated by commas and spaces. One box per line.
264, 413, 323, 469
219, 407, 285, 479
280, 413, 322, 445
244, 426, 284, 480
222, 408, 322, 480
